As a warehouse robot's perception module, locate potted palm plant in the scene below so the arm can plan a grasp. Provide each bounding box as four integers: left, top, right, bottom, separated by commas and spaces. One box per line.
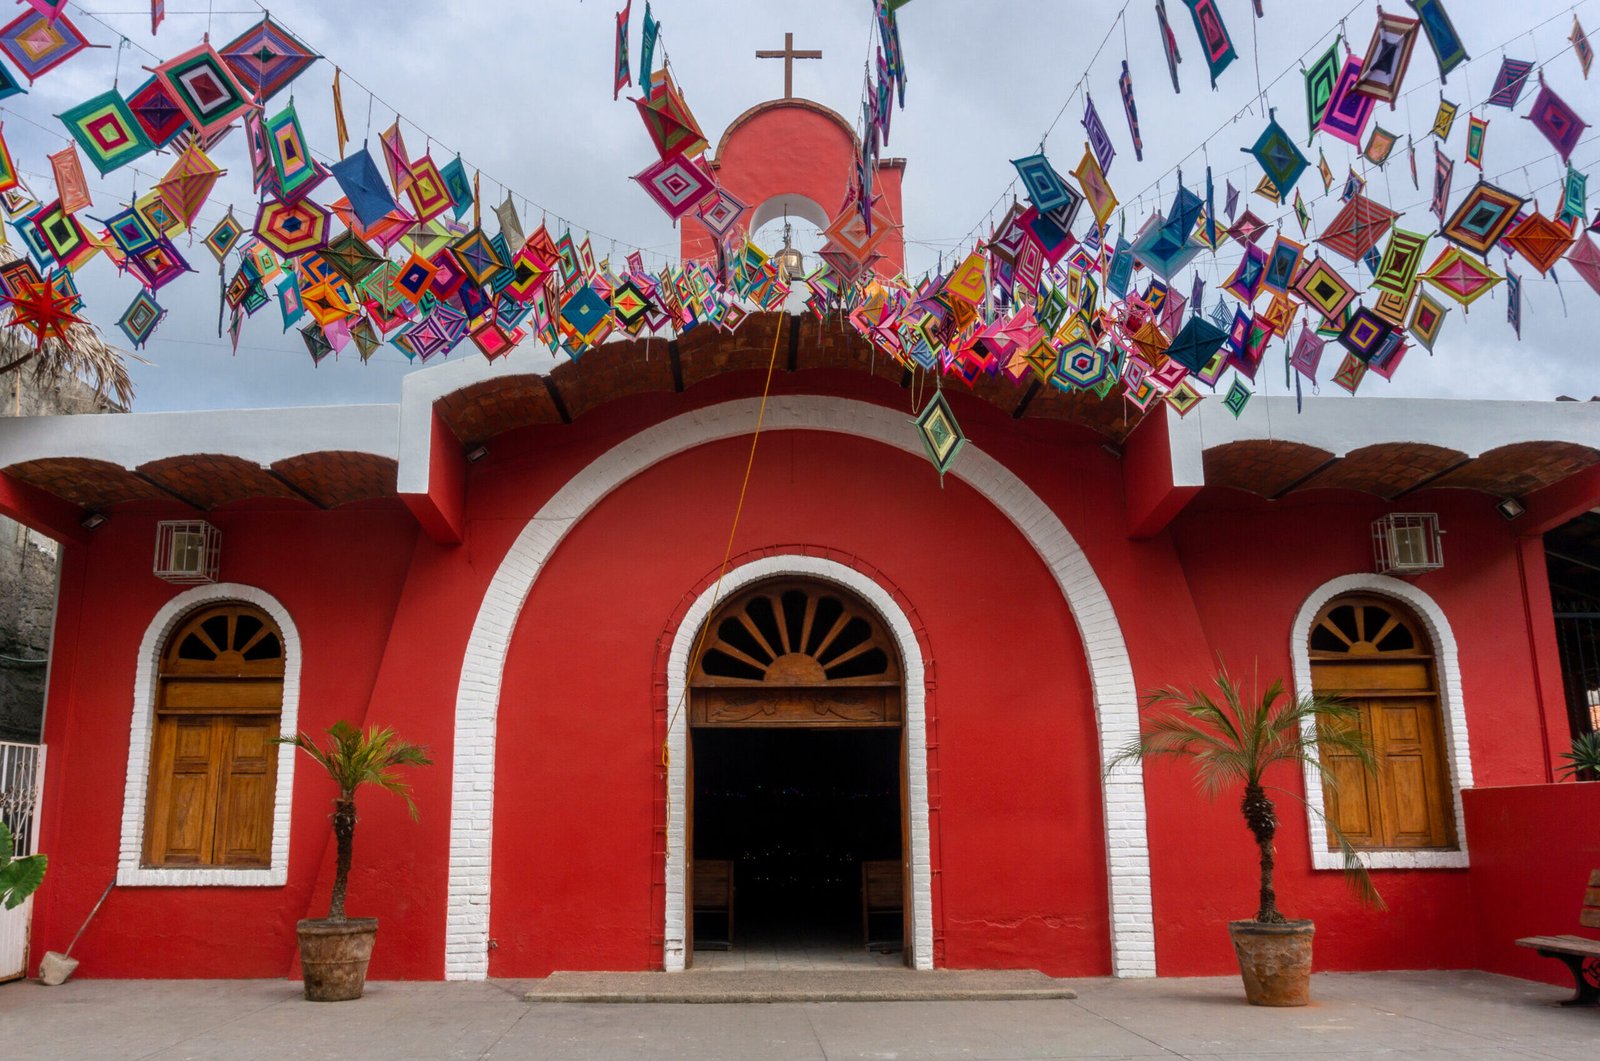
1112, 667, 1383, 1006
277, 721, 430, 1002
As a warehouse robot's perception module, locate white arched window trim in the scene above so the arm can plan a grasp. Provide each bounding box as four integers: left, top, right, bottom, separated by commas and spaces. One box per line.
663, 555, 933, 970
1290, 574, 1472, 871
117, 583, 302, 887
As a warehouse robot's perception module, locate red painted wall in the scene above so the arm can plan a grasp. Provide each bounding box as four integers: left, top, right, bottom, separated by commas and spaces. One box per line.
23, 365, 1571, 981
1463, 783, 1600, 987
1147, 490, 1556, 976
30, 503, 422, 979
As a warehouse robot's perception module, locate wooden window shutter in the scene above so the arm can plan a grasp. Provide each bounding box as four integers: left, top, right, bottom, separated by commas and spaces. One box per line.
144, 605, 285, 869
213, 718, 278, 866
1317, 707, 1384, 848
146, 716, 224, 866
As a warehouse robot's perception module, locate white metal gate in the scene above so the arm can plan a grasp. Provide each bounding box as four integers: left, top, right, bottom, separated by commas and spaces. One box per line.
0, 741, 44, 982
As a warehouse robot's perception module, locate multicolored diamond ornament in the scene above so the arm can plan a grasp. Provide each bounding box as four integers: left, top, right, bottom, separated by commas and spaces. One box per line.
1524, 77, 1589, 162
219, 16, 317, 103
1421, 244, 1503, 305
633, 151, 716, 221
58, 91, 153, 175
152, 42, 256, 138
913, 390, 966, 481
0, 8, 87, 83
1353, 10, 1421, 105
1440, 180, 1526, 255
1409, 0, 1469, 83
116, 289, 164, 348
1243, 110, 1306, 200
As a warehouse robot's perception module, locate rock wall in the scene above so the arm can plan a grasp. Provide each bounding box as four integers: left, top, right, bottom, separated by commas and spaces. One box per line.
1, 365, 121, 741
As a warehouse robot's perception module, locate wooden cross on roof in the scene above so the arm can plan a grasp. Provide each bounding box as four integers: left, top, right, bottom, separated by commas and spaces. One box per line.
757, 32, 822, 99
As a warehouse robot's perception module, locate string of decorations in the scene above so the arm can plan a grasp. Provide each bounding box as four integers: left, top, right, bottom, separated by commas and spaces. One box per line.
814, 0, 1600, 461
0, 0, 1593, 464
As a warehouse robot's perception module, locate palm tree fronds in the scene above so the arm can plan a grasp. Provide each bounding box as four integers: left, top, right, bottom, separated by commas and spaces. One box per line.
1116, 664, 1385, 919
276, 721, 433, 819
1557, 731, 1600, 780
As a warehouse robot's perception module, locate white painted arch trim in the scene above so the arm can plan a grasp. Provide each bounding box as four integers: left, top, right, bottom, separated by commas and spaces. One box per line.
445, 395, 1153, 980
663, 556, 933, 970
118, 583, 301, 887
1290, 574, 1472, 871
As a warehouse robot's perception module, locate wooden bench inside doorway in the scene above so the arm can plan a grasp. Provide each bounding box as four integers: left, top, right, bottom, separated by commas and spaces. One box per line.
1515, 868, 1600, 1006
862, 859, 903, 953
693, 859, 734, 951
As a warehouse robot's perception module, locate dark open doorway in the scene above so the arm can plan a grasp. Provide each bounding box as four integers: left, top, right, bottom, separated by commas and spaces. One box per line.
691, 727, 903, 963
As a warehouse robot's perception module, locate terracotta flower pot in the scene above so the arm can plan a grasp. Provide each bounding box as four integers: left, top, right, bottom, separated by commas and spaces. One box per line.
1228, 919, 1314, 1006
297, 917, 378, 1002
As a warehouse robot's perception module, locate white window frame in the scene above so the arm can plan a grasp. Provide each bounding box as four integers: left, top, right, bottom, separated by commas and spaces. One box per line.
117, 583, 301, 886
1290, 573, 1472, 871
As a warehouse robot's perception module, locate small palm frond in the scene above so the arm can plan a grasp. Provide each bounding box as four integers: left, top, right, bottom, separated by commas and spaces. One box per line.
276, 721, 432, 819
1557, 731, 1600, 780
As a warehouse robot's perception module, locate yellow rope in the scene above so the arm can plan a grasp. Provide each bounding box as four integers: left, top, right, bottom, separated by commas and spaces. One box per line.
661, 313, 787, 772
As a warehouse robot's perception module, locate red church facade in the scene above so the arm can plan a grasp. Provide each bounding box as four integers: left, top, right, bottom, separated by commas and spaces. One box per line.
4, 337, 1599, 984
2, 98, 1598, 988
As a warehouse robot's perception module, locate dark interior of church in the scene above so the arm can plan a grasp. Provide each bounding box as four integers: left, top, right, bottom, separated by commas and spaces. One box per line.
692, 727, 902, 948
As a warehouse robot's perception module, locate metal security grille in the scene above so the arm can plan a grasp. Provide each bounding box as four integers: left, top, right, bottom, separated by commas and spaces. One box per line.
0, 741, 44, 981
1552, 597, 1600, 738
0, 741, 42, 859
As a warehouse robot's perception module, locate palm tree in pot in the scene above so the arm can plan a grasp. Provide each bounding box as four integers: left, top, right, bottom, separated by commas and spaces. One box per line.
1112, 667, 1383, 1006
277, 721, 430, 1002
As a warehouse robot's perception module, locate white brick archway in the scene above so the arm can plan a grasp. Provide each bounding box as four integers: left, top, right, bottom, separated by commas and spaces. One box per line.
662, 555, 933, 970
446, 396, 1152, 980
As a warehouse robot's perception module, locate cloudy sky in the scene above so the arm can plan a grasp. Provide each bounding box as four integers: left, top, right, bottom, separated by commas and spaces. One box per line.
7, 0, 1600, 410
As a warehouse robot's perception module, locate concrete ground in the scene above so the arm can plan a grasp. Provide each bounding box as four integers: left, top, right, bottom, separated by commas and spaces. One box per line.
1, 970, 1595, 1060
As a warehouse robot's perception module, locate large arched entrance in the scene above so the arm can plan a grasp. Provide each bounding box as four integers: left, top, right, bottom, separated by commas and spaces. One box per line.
686, 577, 907, 967
452, 396, 1149, 981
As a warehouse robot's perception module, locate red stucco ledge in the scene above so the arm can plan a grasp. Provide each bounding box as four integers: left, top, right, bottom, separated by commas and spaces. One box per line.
1461, 782, 1600, 986
3, 320, 1600, 545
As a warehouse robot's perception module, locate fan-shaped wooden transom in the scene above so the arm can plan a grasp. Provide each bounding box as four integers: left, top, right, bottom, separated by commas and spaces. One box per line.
162, 604, 285, 678
1309, 597, 1426, 658
690, 580, 902, 727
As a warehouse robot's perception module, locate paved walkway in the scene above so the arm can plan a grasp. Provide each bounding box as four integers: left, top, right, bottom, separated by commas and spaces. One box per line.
1, 970, 1595, 1059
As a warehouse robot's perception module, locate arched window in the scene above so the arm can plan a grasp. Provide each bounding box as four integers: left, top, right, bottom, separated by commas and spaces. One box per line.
1309, 595, 1458, 851
690, 580, 903, 727
143, 604, 285, 868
